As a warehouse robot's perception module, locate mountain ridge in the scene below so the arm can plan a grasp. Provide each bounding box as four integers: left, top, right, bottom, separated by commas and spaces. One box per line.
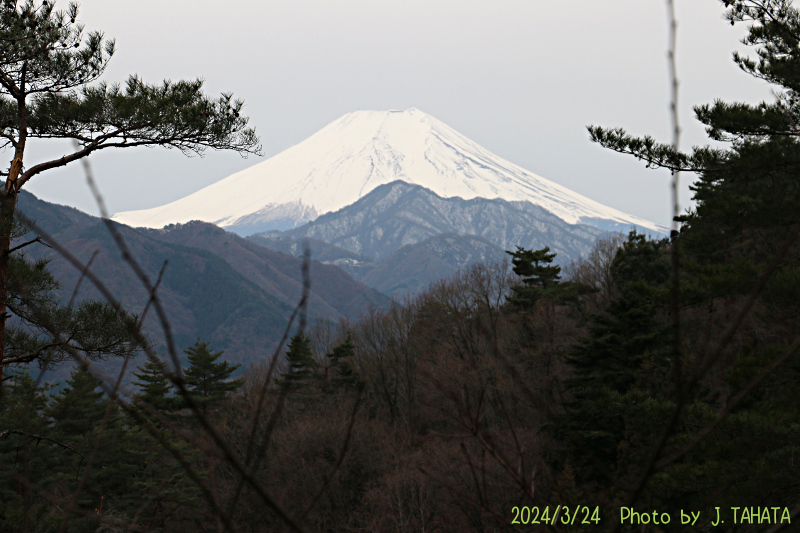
247, 181, 626, 297
253, 181, 611, 263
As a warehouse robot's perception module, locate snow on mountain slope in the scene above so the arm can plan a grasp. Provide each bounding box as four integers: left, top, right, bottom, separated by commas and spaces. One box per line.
112, 108, 665, 235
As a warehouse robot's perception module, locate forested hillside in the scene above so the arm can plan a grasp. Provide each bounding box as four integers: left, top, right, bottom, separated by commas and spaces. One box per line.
13, 191, 389, 375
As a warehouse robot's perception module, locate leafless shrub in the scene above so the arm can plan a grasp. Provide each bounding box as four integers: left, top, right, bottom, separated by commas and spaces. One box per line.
562, 233, 625, 311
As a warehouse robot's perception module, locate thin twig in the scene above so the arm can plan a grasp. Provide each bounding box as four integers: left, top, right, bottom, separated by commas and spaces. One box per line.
0, 429, 85, 463
227, 243, 312, 516
67, 249, 98, 308
139, 259, 168, 324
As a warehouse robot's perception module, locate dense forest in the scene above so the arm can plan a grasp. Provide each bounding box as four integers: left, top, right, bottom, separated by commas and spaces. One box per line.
2, 0, 800, 531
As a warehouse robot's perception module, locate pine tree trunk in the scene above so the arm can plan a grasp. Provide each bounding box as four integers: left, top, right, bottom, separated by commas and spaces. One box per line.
0, 186, 18, 398
0, 95, 28, 398
0, 121, 25, 398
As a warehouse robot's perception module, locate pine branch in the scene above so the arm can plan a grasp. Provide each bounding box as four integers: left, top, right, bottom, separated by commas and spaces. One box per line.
0, 341, 62, 366
587, 125, 709, 173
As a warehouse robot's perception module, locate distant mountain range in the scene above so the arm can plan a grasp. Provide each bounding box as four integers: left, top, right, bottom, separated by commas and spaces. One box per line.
16, 191, 390, 370
112, 108, 666, 236
247, 181, 614, 297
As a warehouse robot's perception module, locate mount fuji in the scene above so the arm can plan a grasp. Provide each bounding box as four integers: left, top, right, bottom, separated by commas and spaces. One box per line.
112, 108, 665, 236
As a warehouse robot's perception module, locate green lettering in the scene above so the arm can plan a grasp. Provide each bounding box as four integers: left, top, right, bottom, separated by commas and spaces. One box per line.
712, 507, 721, 527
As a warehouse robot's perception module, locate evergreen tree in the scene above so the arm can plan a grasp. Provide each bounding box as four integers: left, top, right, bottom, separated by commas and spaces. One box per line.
122, 424, 204, 531
46, 366, 136, 522
278, 333, 319, 393
183, 339, 242, 414
0, 371, 56, 529
325, 334, 361, 392
506, 246, 587, 309
589, 2, 800, 254
2, 250, 138, 375
0, 0, 261, 392
506, 246, 562, 308
132, 356, 176, 413
47, 365, 108, 438
556, 233, 670, 486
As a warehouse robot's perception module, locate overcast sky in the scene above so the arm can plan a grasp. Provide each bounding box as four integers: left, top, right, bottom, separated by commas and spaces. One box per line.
23, 0, 774, 227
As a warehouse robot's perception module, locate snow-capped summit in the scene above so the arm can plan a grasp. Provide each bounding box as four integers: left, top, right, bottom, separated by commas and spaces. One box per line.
112, 108, 665, 235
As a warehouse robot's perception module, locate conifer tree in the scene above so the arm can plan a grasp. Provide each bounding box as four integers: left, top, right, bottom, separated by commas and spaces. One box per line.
132, 356, 176, 412
0, 0, 261, 391
506, 246, 585, 309
183, 339, 242, 414
325, 334, 361, 392
46, 366, 160, 525
0, 371, 54, 524
122, 425, 203, 530
47, 365, 108, 438
588, 2, 800, 250
278, 332, 319, 393
506, 246, 561, 307
2, 249, 137, 376
556, 233, 670, 485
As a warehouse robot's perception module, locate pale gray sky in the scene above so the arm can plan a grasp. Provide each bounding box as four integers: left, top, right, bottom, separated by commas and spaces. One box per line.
24, 0, 773, 227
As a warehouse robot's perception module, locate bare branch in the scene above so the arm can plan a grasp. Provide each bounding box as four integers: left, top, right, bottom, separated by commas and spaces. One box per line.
139, 259, 168, 324
6, 235, 48, 255
67, 249, 98, 308
226, 242, 313, 515
0, 429, 85, 463
17, 128, 122, 189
